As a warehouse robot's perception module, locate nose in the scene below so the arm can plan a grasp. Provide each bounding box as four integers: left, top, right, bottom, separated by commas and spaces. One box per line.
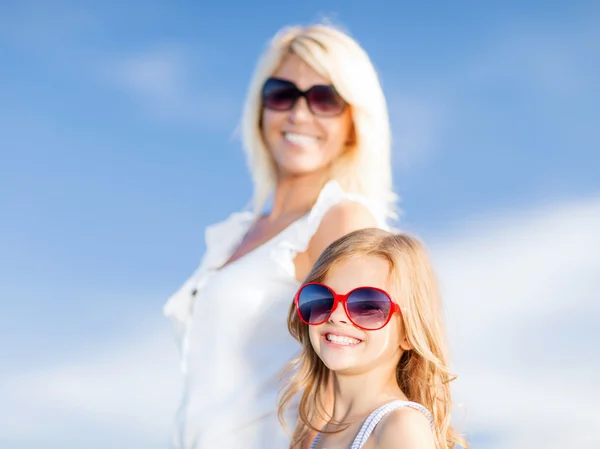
287, 96, 312, 123
328, 300, 350, 325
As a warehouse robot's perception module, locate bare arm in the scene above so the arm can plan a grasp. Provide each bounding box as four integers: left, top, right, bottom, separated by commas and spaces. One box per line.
308, 200, 378, 264
373, 407, 436, 449
303, 200, 378, 272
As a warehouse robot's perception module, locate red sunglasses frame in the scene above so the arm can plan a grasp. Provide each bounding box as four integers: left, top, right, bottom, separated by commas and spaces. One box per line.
294, 282, 402, 331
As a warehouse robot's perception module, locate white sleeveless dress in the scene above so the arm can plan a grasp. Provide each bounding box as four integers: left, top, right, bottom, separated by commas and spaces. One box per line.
163, 180, 387, 449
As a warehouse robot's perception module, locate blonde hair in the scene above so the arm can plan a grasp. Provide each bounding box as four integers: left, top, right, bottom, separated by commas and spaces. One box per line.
278, 228, 467, 449
240, 23, 397, 223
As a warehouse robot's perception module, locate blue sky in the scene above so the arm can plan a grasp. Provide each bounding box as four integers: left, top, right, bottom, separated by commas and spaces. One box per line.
1, 1, 599, 448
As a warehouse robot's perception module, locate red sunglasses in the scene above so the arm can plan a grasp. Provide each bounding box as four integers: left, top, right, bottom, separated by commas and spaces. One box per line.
294, 282, 401, 331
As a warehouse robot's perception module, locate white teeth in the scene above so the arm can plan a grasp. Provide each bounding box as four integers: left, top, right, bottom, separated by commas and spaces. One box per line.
326, 333, 361, 346
284, 132, 318, 146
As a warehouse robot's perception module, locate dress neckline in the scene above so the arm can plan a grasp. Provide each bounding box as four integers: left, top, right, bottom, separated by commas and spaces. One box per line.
215, 180, 348, 272
215, 210, 310, 272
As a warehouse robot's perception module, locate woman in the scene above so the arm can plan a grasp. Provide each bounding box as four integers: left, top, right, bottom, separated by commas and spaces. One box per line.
163, 23, 398, 449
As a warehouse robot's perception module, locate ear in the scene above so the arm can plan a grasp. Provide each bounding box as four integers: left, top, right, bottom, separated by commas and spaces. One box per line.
399, 336, 413, 352
345, 124, 356, 146
258, 111, 264, 129
399, 309, 413, 351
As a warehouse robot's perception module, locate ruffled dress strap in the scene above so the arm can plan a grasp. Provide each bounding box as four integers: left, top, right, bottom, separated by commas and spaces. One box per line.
270, 180, 390, 278
163, 211, 254, 348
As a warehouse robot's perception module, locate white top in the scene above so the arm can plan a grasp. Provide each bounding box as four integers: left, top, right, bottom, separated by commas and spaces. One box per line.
309, 400, 433, 449
163, 180, 387, 449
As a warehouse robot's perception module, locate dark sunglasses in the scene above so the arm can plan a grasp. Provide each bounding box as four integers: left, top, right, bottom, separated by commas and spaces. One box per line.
294, 282, 401, 331
261, 77, 347, 117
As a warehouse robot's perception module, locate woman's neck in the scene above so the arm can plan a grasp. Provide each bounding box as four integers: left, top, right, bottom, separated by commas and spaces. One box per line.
269, 170, 330, 220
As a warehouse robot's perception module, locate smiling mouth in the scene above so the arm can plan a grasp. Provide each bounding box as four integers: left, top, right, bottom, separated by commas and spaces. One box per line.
324, 333, 362, 346
283, 132, 320, 146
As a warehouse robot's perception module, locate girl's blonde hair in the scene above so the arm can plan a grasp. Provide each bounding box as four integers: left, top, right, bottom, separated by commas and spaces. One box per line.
240, 23, 397, 223
278, 228, 467, 449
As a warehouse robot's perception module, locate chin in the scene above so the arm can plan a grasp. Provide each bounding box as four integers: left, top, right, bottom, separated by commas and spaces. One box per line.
320, 355, 358, 374
274, 155, 329, 176
280, 163, 325, 177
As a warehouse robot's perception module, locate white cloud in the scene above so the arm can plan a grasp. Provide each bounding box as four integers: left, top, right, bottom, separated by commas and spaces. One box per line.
2, 197, 599, 449
0, 5, 238, 131
431, 195, 600, 448
0, 320, 181, 449
114, 46, 187, 105
101, 45, 238, 128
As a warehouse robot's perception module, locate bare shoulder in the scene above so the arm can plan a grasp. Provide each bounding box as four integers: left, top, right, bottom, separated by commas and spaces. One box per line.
307, 200, 379, 263
372, 406, 436, 449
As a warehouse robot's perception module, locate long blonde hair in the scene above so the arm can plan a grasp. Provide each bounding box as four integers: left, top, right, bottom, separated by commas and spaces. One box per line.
240, 23, 397, 223
278, 228, 467, 449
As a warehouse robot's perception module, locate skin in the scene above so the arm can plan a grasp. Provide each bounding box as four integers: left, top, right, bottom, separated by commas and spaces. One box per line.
224, 52, 377, 281
308, 256, 436, 449
261, 52, 353, 179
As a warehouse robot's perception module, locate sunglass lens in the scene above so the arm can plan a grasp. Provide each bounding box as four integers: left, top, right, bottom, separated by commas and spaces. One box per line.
297, 283, 335, 325
307, 85, 346, 116
346, 288, 392, 330
262, 78, 298, 111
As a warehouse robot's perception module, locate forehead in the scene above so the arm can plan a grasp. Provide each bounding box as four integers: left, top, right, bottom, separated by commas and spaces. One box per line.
323, 255, 391, 295
271, 52, 330, 90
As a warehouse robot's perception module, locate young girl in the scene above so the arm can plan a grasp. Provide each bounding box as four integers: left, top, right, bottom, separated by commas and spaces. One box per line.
278, 228, 467, 449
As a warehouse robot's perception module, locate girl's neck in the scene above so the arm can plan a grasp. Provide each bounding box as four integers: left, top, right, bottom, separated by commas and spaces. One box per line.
328, 367, 407, 425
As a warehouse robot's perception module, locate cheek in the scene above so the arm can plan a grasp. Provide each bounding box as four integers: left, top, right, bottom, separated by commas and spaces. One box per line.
322, 113, 352, 150
261, 110, 282, 141
387, 316, 404, 347
367, 319, 403, 355
308, 326, 321, 351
